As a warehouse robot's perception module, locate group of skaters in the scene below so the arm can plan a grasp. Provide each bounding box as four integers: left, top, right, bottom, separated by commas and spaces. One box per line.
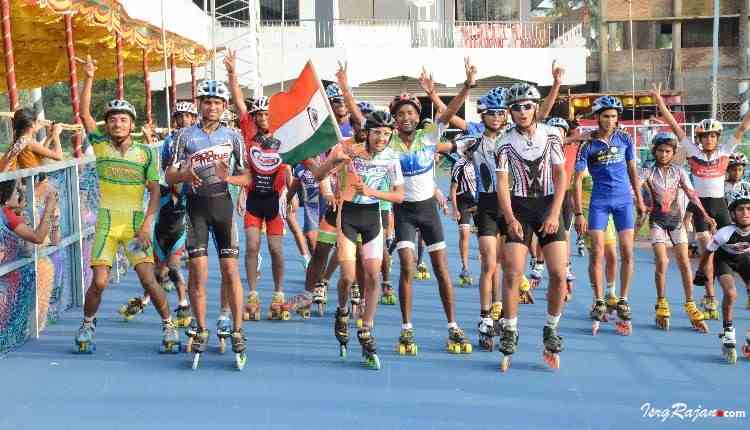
61, 52, 750, 371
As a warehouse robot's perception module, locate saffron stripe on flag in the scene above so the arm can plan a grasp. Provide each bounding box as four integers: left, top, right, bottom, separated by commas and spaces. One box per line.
275, 90, 331, 154
280, 115, 339, 165
269, 62, 320, 131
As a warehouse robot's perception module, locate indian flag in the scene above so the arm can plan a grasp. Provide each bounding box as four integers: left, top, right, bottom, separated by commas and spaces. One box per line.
269, 61, 342, 165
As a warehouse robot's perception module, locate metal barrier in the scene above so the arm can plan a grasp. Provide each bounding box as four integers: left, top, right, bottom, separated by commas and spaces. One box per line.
0, 156, 97, 354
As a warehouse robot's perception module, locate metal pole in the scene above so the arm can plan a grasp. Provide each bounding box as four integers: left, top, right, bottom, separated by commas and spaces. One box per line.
0, 0, 19, 110
211, 0, 216, 79
711, 0, 720, 118
740, 0, 749, 117
143, 49, 153, 126
160, 0, 171, 130
281, 0, 285, 91
191, 63, 197, 106
170, 54, 177, 111
116, 33, 124, 99
628, 0, 636, 121
64, 14, 83, 157
203, 0, 208, 80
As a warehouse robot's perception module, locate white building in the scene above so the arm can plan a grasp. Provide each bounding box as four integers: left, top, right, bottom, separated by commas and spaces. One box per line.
156, 0, 588, 122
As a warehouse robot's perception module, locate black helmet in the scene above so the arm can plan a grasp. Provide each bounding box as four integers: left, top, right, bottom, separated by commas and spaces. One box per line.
364, 111, 395, 130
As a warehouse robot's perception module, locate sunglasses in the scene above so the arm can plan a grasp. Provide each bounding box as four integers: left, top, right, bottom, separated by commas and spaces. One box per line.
483, 109, 507, 116
510, 103, 536, 112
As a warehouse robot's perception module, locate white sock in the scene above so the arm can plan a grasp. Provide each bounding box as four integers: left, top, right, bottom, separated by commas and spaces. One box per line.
84, 316, 95, 324
447, 322, 458, 330
219, 309, 230, 320
402, 322, 413, 330
545, 313, 561, 328
606, 283, 616, 297
179, 299, 189, 307
141, 296, 151, 305
505, 317, 518, 331
620, 296, 628, 302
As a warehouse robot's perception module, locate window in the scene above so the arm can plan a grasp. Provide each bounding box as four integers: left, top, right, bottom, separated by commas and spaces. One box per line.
456, 0, 518, 21
682, 18, 739, 48
260, 0, 299, 22
191, 0, 299, 25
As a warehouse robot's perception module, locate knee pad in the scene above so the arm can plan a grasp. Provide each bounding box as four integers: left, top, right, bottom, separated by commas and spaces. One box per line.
167, 266, 184, 285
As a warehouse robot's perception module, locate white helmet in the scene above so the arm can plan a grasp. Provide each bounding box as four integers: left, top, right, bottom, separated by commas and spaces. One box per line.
104, 99, 137, 120
197, 80, 230, 102
174, 101, 198, 116
249, 96, 270, 114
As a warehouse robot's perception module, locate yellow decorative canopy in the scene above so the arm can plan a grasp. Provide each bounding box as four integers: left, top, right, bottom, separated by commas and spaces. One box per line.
0, 0, 209, 92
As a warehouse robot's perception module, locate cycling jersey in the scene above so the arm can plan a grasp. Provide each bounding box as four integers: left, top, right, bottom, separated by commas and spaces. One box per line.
641, 164, 692, 231
379, 176, 393, 211
451, 158, 477, 199
390, 121, 445, 202
708, 225, 750, 279
725, 180, 750, 206
496, 123, 565, 198
171, 123, 245, 197
467, 133, 503, 194
574, 129, 635, 204
683, 136, 739, 198
337, 142, 404, 205
244, 147, 287, 235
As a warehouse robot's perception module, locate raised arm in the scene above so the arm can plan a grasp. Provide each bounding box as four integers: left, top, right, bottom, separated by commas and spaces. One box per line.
224, 49, 248, 117
419, 67, 467, 130
436, 57, 476, 126
733, 108, 750, 142
30, 123, 64, 161
336, 61, 365, 130
537, 60, 564, 120
79, 55, 98, 133
650, 82, 688, 143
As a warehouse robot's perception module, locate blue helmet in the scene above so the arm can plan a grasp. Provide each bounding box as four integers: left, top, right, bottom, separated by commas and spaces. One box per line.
325, 83, 343, 100
357, 101, 375, 115
546, 117, 569, 133
477, 87, 507, 113
592, 96, 623, 115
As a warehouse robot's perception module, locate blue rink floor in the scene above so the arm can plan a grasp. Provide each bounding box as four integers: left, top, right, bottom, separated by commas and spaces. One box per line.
1, 210, 749, 430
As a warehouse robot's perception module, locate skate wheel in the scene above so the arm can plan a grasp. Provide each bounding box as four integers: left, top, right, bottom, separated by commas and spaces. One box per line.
243, 312, 250, 321
356, 319, 363, 329
461, 343, 472, 354
615, 322, 632, 336
724, 348, 738, 364
742, 345, 750, 358
397, 344, 406, 355
218, 338, 226, 354
500, 355, 512, 372
693, 321, 708, 333
543, 351, 560, 370
448, 343, 460, 354
340, 344, 347, 360
366, 354, 381, 370
185, 337, 193, 353
591, 321, 600, 336
191, 353, 201, 370
282, 311, 291, 321
235, 352, 247, 371
410, 344, 418, 356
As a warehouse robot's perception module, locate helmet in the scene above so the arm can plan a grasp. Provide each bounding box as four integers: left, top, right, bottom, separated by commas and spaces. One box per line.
174, 101, 197, 116
729, 152, 748, 167
695, 119, 723, 136
257, 135, 281, 151
197, 80, 230, 102
389, 92, 421, 115
363, 111, 395, 130
104, 99, 137, 120
477, 87, 507, 113
325, 83, 343, 101
728, 189, 750, 212
546, 117, 569, 133
591, 96, 623, 115
454, 133, 481, 156
357, 101, 375, 115
505, 83, 541, 106
249, 96, 270, 114
650, 131, 678, 155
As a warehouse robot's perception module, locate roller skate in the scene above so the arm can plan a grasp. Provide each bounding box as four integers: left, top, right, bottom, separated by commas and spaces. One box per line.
684, 300, 708, 333
590, 300, 607, 335
231, 329, 247, 371
447, 326, 472, 354
312, 282, 328, 316
605, 292, 618, 316
542, 325, 563, 370
173, 305, 192, 328
719, 326, 737, 364
576, 237, 586, 256
268, 292, 292, 321
701, 295, 719, 321
243, 291, 261, 321
334, 307, 350, 359
564, 268, 575, 302
160, 319, 181, 354
519, 275, 534, 304
528, 266, 543, 290
742, 329, 750, 359
357, 327, 381, 370
491, 302, 503, 322
350, 283, 362, 324
216, 316, 232, 354
291, 291, 313, 320
396, 328, 418, 356
498, 324, 519, 372
458, 268, 473, 287
380, 281, 397, 305
190, 328, 209, 370
415, 262, 430, 280
614, 299, 632, 336
184, 319, 198, 352
74, 319, 96, 354
478, 317, 496, 351
654, 297, 670, 330
118, 297, 145, 321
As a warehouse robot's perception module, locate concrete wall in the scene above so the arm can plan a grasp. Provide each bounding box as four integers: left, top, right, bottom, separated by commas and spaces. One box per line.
603, 0, 740, 21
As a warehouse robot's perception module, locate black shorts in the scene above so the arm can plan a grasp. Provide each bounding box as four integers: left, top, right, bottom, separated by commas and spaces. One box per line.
324, 205, 338, 228
474, 192, 507, 237
185, 193, 239, 259
507, 196, 566, 248
562, 190, 575, 231
714, 249, 750, 281
688, 197, 731, 233
154, 218, 186, 261
456, 193, 476, 226
393, 197, 445, 252
380, 210, 390, 229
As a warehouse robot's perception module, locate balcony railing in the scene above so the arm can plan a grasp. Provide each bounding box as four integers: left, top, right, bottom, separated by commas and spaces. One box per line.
250, 19, 585, 50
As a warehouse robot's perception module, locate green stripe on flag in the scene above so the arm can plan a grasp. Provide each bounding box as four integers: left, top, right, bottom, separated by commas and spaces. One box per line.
280, 116, 339, 165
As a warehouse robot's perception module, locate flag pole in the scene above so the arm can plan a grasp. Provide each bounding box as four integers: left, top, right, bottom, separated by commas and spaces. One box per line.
307, 60, 343, 143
